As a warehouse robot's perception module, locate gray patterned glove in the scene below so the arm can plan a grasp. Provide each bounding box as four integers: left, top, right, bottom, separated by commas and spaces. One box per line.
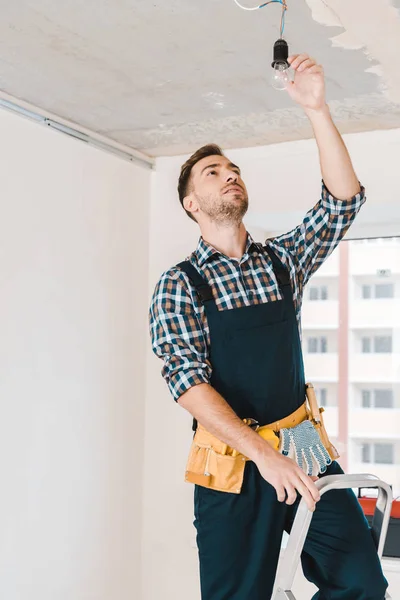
279, 420, 332, 476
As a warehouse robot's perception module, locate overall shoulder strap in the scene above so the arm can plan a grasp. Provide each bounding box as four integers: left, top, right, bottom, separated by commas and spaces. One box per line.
176, 260, 214, 305
264, 244, 291, 287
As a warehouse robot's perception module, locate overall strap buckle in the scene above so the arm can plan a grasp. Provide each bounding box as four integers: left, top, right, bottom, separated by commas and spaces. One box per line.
177, 260, 214, 305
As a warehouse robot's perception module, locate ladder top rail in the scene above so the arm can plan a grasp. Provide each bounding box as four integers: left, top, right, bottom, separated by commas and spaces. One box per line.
315, 473, 393, 498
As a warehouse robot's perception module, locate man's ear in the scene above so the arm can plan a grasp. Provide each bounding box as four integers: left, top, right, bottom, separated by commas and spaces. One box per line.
183, 193, 199, 217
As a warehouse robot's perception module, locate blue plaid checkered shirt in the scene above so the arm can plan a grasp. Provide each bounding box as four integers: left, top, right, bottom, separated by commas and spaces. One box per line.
149, 183, 365, 401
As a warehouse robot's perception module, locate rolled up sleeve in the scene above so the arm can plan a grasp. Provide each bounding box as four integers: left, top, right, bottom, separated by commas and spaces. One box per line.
271, 181, 366, 291
149, 268, 211, 401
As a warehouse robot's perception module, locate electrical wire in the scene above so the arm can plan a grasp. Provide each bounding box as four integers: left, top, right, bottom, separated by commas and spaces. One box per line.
233, 0, 287, 38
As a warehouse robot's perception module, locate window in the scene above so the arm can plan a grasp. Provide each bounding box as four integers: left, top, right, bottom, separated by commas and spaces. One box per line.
362, 285, 371, 299
307, 336, 328, 354
361, 283, 394, 299
315, 388, 328, 407
362, 443, 371, 463
374, 336, 392, 353
361, 336, 392, 353
362, 390, 371, 408
375, 443, 394, 464
303, 236, 400, 500
308, 337, 318, 353
361, 389, 394, 409
375, 283, 394, 299
361, 443, 394, 465
309, 286, 328, 301
374, 389, 394, 408
362, 337, 371, 353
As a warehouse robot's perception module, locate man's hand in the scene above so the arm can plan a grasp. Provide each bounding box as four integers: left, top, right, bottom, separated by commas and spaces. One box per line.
286, 53, 326, 112
255, 447, 321, 512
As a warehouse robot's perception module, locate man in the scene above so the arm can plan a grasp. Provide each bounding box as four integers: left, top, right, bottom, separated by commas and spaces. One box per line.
149, 54, 388, 599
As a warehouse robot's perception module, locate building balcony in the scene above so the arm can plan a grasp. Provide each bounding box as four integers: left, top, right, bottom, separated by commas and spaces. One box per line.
303, 353, 338, 382
302, 300, 339, 329
349, 300, 400, 329
349, 246, 400, 276
349, 409, 400, 438
349, 354, 400, 383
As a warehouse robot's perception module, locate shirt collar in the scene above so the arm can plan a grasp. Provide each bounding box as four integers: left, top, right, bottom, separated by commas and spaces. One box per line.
194, 233, 263, 267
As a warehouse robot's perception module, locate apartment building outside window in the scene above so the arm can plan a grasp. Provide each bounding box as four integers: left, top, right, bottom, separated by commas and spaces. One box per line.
362, 389, 394, 408
309, 285, 328, 301
361, 442, 395, 465
307, 336, 328, 353
361, 335, 392, 353
362, 283, 394, 299
301, 235, 400, 499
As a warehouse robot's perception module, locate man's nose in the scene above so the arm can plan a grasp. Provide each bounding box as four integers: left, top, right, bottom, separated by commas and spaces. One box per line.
226, 171, 238, 183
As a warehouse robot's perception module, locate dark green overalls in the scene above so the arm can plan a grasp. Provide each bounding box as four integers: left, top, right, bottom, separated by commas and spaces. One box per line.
178, 247, 388, 600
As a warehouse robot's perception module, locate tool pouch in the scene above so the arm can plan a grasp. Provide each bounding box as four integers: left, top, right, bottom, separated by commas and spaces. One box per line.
185, 383, 339, 494
185, 441, 246, 494
185, 423, 279, 494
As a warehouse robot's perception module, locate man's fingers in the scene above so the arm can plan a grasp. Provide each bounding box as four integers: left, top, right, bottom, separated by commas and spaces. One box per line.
276, 486, 286, 503
289, 53, 311, 70
284, 484, 297, 506
294, 479, 317, 512
297, 58, 316, 72
299, 471, 321, 503
308, 65, 324, 75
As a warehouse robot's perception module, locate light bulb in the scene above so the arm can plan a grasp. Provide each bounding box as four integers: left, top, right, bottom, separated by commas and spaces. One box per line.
271, 38, 291, 91
271, 61, 290, 91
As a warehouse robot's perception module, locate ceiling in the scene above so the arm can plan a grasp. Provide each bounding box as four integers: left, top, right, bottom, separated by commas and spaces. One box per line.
1, 0, 400, 157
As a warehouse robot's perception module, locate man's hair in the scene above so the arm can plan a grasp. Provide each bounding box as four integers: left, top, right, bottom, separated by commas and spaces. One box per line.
178, 144, 224, 222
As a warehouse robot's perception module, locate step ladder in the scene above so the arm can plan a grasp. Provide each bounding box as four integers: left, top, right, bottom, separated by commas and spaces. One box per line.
273, 474, 394, 600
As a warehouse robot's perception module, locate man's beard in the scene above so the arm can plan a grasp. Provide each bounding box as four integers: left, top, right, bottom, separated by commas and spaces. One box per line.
195, 192, 249, 225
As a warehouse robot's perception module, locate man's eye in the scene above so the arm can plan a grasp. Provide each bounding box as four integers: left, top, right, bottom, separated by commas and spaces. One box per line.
207, 170, 216, 176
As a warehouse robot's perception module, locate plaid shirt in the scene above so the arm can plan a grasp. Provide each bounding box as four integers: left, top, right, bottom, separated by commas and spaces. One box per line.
149, 183, 365, 401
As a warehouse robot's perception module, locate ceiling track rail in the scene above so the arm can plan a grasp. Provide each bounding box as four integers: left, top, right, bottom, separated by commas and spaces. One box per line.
0, 95, 154, 170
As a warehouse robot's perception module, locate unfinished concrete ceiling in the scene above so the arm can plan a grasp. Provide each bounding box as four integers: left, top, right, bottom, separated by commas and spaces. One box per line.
1, 0, 400, 157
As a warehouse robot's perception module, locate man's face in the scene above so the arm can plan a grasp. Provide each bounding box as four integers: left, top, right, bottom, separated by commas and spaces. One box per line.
185, 155, 249, 225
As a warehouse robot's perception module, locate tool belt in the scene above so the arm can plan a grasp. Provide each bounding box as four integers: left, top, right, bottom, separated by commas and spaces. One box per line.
185, 383, 339, 494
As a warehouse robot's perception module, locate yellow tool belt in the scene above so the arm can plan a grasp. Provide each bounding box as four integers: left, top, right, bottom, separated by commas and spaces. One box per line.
185, 383, 339, 494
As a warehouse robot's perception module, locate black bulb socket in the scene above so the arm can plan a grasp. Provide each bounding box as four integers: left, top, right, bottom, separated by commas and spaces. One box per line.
271, 38, 289, 69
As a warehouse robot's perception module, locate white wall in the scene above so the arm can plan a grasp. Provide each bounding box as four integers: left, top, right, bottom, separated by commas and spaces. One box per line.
144, 128, 400, 600
0, 109, 151, 600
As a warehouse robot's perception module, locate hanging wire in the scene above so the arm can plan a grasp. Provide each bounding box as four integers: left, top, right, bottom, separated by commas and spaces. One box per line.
233, 0, 288, 38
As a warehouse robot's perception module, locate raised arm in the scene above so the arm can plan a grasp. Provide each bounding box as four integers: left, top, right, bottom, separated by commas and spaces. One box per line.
287, 53, 361, 200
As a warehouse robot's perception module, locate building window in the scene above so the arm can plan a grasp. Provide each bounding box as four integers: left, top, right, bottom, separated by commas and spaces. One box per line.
315, 388, 328, 407
375, 283, 394, 299
374, 389, 394, 408
309, 286, 328, 301
361, 389, 394, 409
361, 336, 392, 353
361, 443, 371, 463
361, 337, 371, 353
361, 390, 371, 408
362, 285, 372, 299
374, 336, 392, 353
307, 336, 328, 354
361, 283, 394, 299
361, 443, 394, 465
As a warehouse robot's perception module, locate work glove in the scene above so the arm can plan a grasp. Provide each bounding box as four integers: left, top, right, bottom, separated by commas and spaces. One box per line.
279, 420, 332, 476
